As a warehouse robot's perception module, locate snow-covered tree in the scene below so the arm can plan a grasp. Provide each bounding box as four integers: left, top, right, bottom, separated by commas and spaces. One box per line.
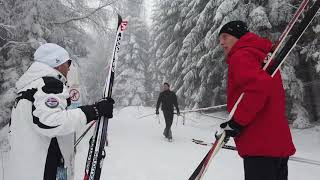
150, 0, 320, 127
0, 0, 115, 128
114, 17, 150, 106
291, 8, 320, 125
112, 0, 152, 106
150, 0, 190, 107
79, 29, 115, 104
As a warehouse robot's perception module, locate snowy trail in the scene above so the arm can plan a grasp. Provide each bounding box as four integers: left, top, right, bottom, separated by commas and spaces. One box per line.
0, 106, 319, 179
73, 106, 320, 179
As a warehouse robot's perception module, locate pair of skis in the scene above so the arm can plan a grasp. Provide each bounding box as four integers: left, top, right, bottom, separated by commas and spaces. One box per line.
188, 0, 320, 179
83, 15, 128, 180
192, 138, 320, 166
192, 138, 236, 151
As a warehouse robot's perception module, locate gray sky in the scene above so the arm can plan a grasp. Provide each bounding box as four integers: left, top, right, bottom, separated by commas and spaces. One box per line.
144, 0, 154, 26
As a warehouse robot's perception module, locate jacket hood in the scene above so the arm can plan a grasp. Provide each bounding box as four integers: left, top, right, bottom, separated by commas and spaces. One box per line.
227, 32, 272, 64
16, 62, 67, 92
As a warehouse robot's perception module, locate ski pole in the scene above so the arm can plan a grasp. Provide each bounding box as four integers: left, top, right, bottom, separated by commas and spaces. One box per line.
138, 113, 156, 119
199, 112, 226, 121
180, 104, 227, 113
155, 114, 161, 124
289, 156, 320, 166
74, 120, 96, 149
182, 113, 186, 125
176, 115, 179, 127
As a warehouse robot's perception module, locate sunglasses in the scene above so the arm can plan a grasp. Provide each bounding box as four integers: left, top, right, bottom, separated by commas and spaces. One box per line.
67, 60, 72, 67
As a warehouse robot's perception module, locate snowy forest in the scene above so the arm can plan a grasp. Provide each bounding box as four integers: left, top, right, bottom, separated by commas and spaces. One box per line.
1, 0, 320, 130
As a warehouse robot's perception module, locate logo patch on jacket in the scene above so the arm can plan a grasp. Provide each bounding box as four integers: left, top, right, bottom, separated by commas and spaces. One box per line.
45, 97, 59, 108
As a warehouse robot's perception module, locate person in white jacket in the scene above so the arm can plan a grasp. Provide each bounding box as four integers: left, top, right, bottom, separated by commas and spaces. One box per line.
7, 43, 114, 180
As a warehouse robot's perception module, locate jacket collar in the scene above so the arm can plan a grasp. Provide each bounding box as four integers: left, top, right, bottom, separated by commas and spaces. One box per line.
16, 62, 67, 92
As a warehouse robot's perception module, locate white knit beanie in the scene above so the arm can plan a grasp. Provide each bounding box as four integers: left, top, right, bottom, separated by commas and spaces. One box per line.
34, 43, 70, 67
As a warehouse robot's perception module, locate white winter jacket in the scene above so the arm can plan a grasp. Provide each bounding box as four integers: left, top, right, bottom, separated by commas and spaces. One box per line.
8, 62, 87, 180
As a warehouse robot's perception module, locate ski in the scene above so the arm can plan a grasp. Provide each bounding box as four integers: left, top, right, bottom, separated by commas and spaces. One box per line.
138, 113, 156, 119
261, 0, 309, 71
192, 138, 236, 151
267, 0, 320, 76
180, 104, 227, 113
83, 15, 128, 180
192, 139, 320, 166
192, 139, 209, 146
188, 0, 319, 179
188, 132, 226, 180
266, 0, 309, 55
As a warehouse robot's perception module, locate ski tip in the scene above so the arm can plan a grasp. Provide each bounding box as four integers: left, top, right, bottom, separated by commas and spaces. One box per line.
83, 173, 89, 180
117, 14, 122, 23
116, 14, 128, 31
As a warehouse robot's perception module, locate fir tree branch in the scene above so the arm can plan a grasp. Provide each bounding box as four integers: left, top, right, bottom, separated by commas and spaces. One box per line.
0, 23, 15, 37
0, 24, 15, 29
53, 1, 116, 25
0, 41, 30, 52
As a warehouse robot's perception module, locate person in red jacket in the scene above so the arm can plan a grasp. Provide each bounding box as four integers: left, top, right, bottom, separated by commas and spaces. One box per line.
218, 21, 296, 180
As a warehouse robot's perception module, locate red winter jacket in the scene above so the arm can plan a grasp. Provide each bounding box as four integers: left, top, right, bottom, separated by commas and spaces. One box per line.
227, 32, 296, 158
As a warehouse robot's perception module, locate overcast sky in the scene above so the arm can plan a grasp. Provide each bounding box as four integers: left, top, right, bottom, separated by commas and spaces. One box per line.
144, 0, 154, 26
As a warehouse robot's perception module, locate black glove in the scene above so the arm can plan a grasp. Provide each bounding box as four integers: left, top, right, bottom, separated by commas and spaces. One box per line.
220, 118, 243, 138
79, 98, 115, 123
156, 109, 159, 115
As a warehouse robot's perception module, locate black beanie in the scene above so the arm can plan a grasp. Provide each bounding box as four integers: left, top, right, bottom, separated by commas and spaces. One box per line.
218, 21, 249, 39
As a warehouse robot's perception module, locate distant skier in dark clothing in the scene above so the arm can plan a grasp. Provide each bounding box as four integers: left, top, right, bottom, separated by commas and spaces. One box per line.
156, 83, 180, 141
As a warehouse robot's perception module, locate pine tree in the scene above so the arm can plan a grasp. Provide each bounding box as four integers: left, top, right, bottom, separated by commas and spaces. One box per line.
113, 0, 152, 106
79, 31, 114, 104
150, 0, 319, 127
150, 0, 187, 106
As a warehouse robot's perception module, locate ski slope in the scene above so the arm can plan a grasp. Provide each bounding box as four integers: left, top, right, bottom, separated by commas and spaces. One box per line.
74, 106, 320, 180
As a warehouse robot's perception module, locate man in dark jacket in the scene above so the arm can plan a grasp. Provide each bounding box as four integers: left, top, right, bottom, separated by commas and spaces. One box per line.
156, 82, 180, 141
218, 21, 296, 180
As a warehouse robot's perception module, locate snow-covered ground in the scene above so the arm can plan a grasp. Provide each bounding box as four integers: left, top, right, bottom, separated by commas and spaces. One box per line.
1, 106, 320, 180
0, 126, 9, 180
74, 106, 320, 180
